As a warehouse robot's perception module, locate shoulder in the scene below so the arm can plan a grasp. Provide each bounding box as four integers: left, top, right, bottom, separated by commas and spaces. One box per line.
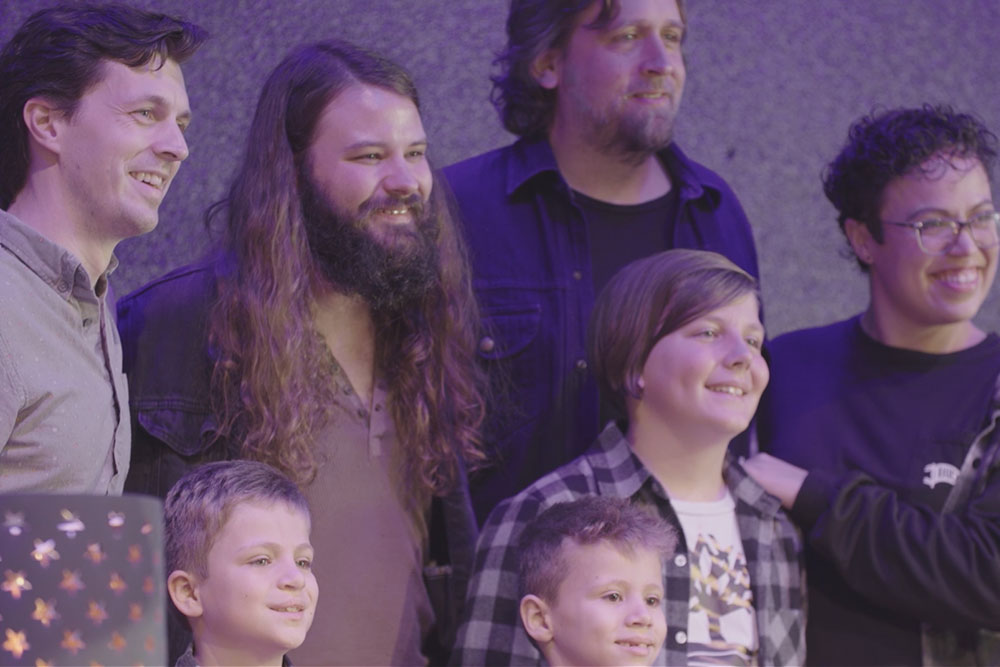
443, 143, 513, 193
769, 317, 857, 364
117, 260, 220, 338
481, 454, 600, 542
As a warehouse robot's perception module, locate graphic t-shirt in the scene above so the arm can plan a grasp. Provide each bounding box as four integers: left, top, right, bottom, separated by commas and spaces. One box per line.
672, 490, 757, 666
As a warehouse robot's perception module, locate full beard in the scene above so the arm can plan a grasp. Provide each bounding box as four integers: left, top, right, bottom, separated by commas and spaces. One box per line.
299, 175, 440, 317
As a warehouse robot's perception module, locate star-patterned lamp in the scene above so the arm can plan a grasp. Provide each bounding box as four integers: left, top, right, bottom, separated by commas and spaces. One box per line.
0, 495, 165, 666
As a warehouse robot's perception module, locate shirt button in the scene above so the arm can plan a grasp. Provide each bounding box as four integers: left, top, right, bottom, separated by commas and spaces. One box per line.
675, 631, 687, 644
479, 336, 495, 353
57, 280, 69, 293
82, 318, 93, 328
572, 270, 583, 281
575, 359, 588, 371
374, 404, 382, 412
674, 554, 687, 567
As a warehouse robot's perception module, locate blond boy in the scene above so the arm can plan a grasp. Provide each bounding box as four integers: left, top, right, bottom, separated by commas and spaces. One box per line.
165, 461, 317, 667
518, 496, 677, 666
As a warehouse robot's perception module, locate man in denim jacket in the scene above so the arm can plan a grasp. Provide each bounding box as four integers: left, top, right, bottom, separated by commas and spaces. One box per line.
443, 0, 760, 522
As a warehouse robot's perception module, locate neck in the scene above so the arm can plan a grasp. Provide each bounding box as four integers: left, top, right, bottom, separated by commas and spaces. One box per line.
313, 284, 376, 406
625, 411, 729, 502
193, 641, 283, 667
547, 128, 672, 205
860, 307, 985, 354
7, 178, 112, 289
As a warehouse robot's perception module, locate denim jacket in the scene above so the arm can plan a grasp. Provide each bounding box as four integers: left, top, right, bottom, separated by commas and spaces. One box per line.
443, 136, 760, 521
117, 259, 478, 665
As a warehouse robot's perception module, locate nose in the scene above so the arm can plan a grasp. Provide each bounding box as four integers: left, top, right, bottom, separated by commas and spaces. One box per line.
640, 35, 681, 77
381, 155, 420, 198
625, 599, 654, 627
946, 222, 980, 255
724, 335, 754, 369
155, 120, 189, 163
277, 560, 306, 590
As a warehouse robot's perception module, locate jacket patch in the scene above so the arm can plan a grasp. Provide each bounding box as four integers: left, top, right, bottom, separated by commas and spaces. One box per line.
922, 462, 960, 489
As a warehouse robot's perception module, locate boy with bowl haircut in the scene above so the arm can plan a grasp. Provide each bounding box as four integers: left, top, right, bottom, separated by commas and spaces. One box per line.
518, 496, 677, 666
165, 460, 318, 667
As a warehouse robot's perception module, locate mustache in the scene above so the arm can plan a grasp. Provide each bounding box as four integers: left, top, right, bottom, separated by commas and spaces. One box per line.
358, 193, 425, 221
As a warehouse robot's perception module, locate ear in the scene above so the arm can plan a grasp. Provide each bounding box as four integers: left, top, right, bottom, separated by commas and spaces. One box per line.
520, 594, 555, 645
22, 97, 65, 155
530, 49, 561, 90
844, 218, 875, 266
167, 570, 204, 619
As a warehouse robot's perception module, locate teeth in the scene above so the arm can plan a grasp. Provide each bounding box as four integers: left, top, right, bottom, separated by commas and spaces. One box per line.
935, 268, 979, 287
709, 385, 745, 396
132, 172, 164, 188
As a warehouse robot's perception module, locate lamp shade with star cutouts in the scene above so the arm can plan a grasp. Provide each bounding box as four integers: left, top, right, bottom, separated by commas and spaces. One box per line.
0, 494, 166, 666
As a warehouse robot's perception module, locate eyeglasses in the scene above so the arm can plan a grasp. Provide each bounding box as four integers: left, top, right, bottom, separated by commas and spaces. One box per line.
881, 211, 1000, 255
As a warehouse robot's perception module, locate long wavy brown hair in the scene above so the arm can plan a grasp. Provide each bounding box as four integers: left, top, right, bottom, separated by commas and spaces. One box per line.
207, 40, 486, 500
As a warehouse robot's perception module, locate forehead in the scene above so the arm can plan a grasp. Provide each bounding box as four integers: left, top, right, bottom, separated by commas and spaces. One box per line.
85, 57, 189, 110
573, 0, 684, 34
311, 83, 425, 149
881, 154, 992, 216
212, 501, 310, 549
559, 539, 663, 584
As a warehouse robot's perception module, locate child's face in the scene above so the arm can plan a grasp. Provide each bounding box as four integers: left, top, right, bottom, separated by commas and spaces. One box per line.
545, 540, 666, 666
636, 293, 767, 443
195, 500, 317, 663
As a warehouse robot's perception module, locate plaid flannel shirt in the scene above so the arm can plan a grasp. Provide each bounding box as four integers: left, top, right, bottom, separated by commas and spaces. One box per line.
451, 422, 806, 665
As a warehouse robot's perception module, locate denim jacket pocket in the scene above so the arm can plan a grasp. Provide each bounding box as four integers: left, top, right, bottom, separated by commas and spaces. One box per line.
136, 401, 217, 458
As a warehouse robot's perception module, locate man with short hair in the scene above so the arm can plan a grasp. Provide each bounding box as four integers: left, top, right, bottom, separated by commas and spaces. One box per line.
444, 0, 760, 521
0, 3, 205, 493
118, 41, 485, 665
747, 105, 1000, 665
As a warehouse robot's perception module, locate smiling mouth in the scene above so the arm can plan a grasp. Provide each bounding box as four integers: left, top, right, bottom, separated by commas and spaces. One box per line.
615, 639, 655, 653
271, 604, 307, 613
932, 267, 981, 290
707, 384, 747, 397
131, 171, 166, 190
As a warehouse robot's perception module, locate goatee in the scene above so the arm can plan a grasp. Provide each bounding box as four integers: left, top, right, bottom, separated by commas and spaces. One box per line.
300, 175, 440, 316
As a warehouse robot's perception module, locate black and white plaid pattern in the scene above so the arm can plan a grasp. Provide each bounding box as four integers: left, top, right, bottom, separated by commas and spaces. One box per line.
451, 423, 806, 666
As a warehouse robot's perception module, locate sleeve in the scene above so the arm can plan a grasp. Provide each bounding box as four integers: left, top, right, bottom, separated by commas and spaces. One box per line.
450, 494, 545, 666
791, 466, 1000, 629
0, 327, 24, 450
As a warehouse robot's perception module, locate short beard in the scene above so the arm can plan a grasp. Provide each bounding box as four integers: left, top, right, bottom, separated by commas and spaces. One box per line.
299, 175, 440, 316
589, 107, 675, 166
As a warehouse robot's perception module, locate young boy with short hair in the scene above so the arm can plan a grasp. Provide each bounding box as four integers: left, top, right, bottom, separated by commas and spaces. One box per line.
164, 460, 318, 667
517, 496, 677, 666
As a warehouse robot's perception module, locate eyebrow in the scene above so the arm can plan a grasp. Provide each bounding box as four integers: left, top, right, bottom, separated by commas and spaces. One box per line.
902, 198, 995, 220
343, 139, 428, 152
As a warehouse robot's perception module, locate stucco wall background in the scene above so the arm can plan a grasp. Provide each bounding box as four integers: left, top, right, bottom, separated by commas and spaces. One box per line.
2, 0, 998, 337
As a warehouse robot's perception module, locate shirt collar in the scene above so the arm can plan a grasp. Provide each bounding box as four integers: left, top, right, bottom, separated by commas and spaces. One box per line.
503, 135, 724, 208
586, 420, 783, 516
0, 209, 117, 300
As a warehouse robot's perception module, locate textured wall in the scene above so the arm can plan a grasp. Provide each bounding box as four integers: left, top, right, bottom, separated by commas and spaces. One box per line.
2, 0, 998, 337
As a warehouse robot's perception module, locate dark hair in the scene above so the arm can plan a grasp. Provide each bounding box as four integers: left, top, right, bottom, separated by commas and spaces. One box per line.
589, 249, 758, 416
208, 41, 486, 499
492, 0, 686, 137
0, 3, 207, 209
518, 496, 676, 602
164, 460, 310, 580
823, 105, 999, 270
